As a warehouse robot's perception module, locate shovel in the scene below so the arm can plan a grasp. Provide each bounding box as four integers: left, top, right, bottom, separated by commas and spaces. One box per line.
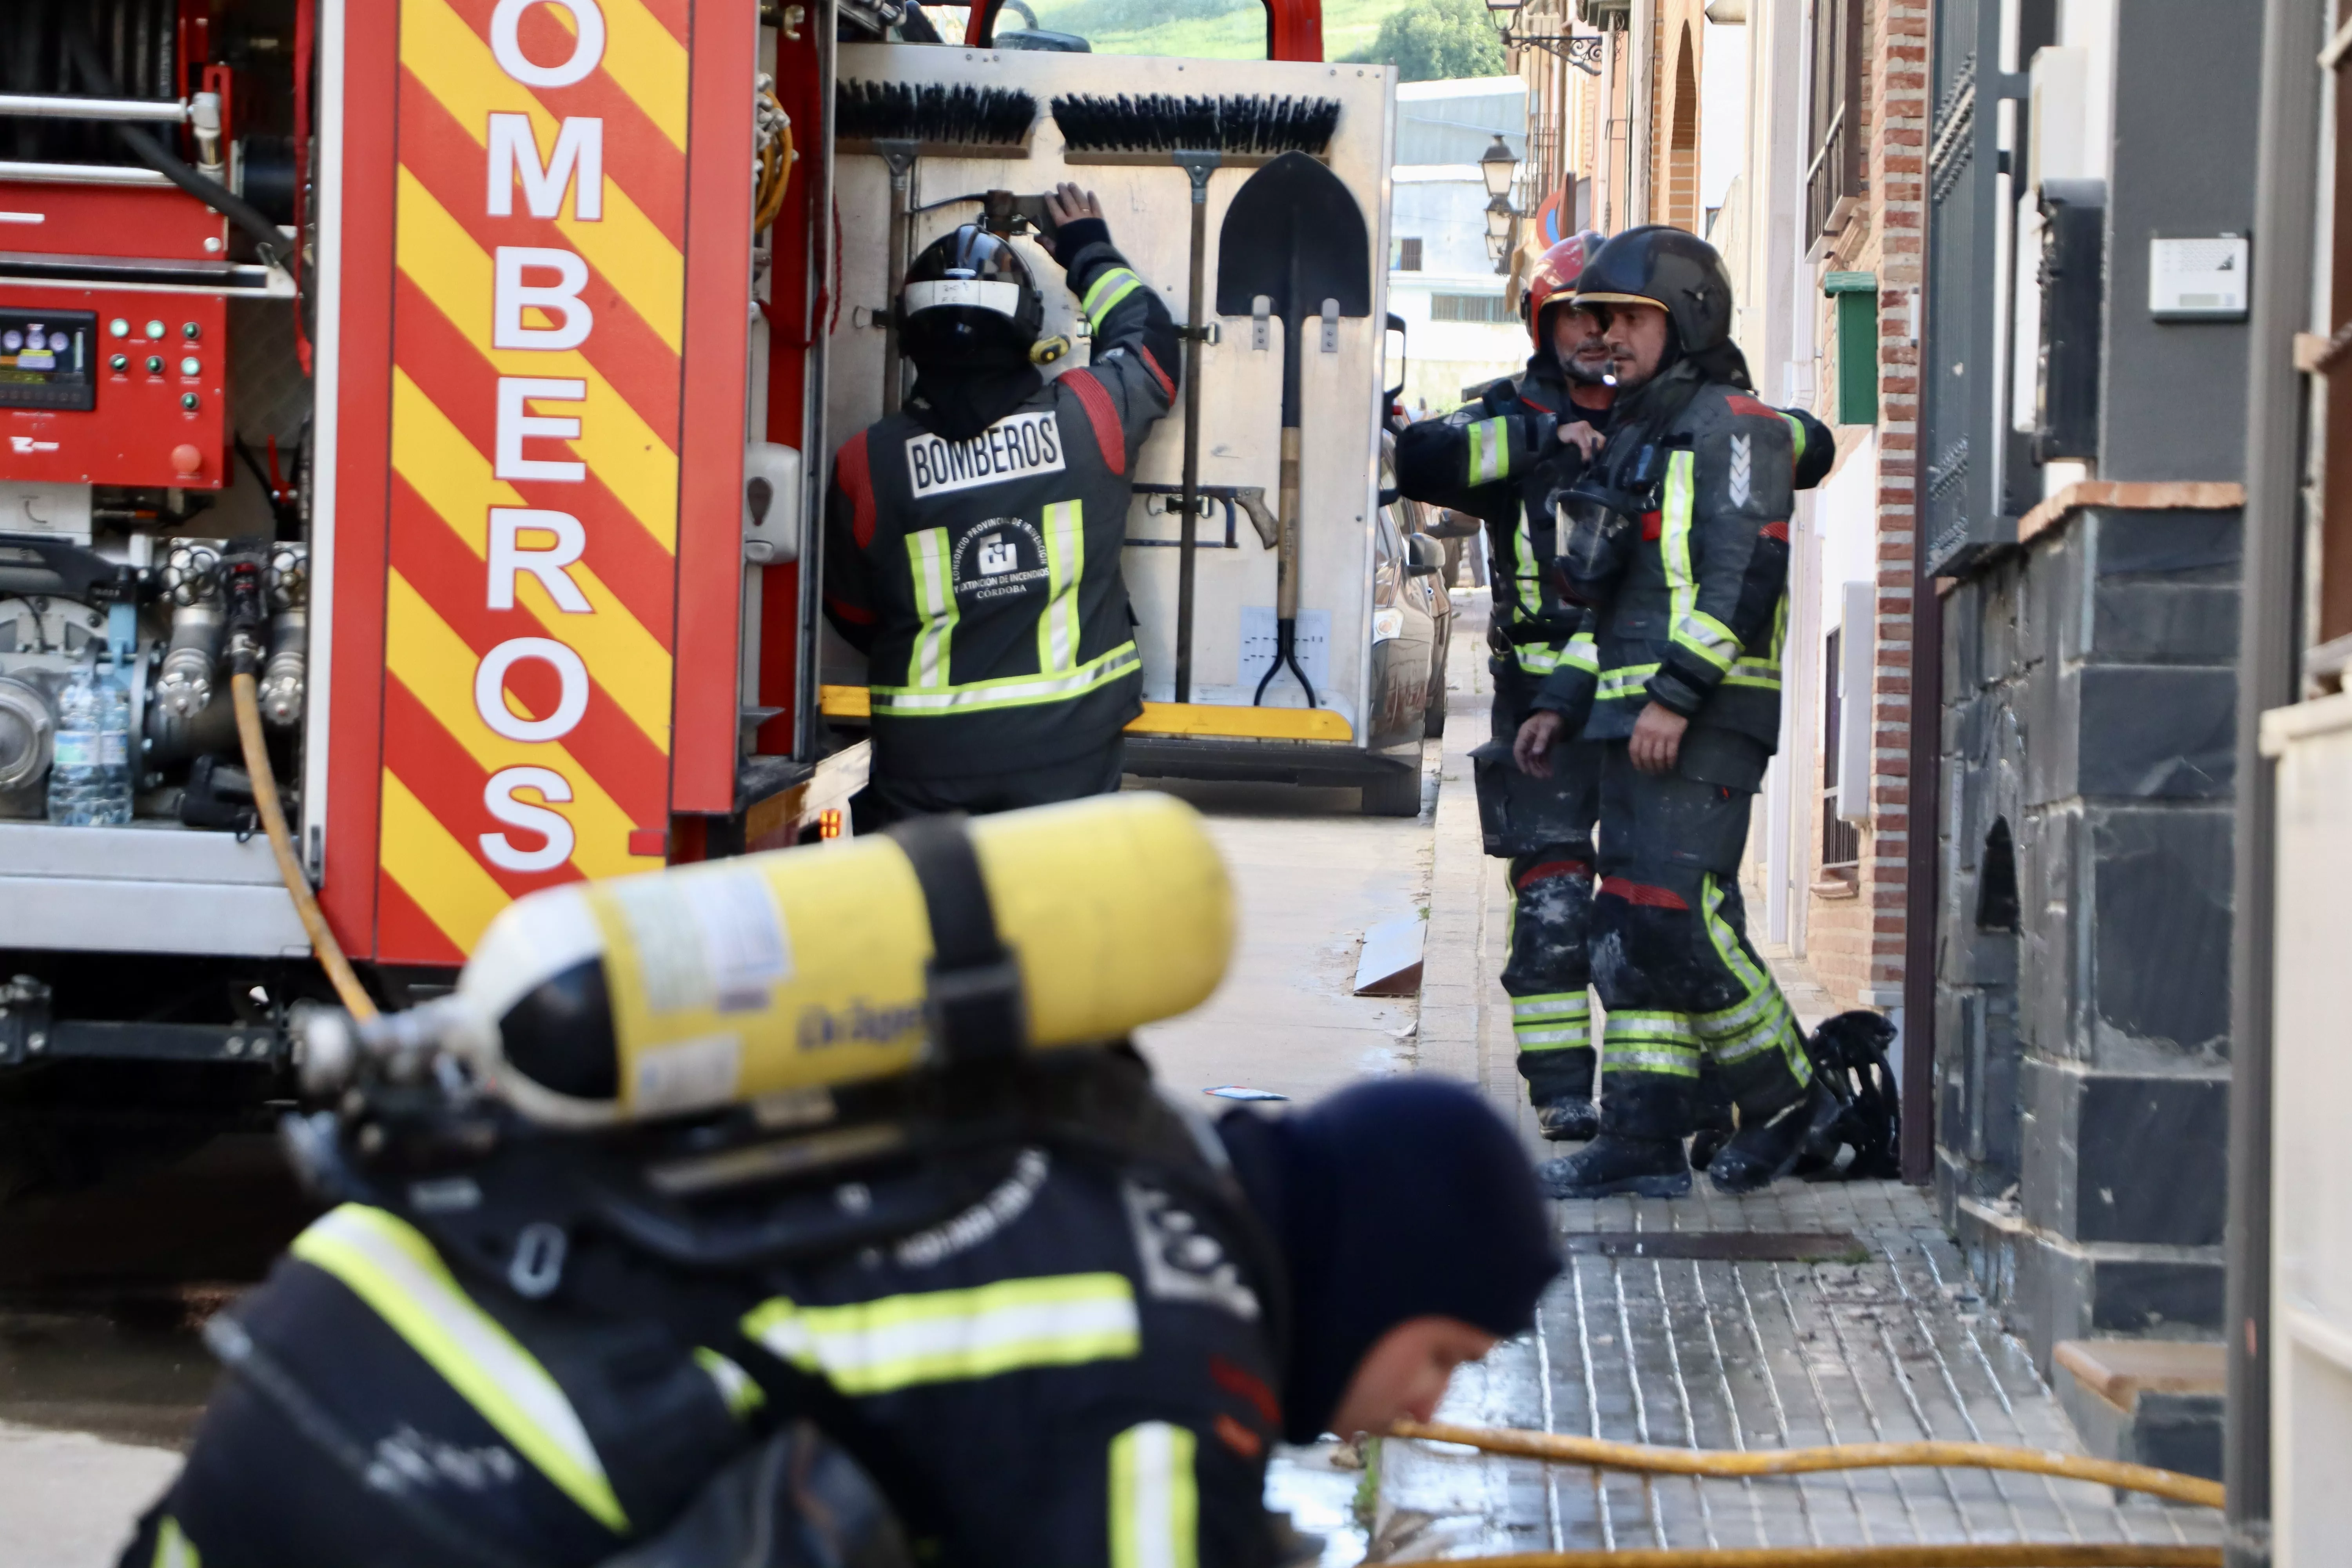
1214, 152, 1371, 708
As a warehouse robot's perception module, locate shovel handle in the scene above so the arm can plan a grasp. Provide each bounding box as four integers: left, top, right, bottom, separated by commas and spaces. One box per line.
1276, 425, 1301, 619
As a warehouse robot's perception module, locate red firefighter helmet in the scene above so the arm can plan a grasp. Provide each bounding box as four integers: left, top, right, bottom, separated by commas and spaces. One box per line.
1523, 229, 1609, 349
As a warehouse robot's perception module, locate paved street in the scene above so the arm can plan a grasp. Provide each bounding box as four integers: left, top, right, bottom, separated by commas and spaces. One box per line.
0, 598, 2225, 1566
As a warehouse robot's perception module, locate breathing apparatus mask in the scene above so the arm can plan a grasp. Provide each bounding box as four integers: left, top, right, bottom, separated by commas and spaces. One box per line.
1551, 440, 1663, 601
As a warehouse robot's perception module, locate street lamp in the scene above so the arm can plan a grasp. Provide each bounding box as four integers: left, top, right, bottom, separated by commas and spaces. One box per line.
1479, 134, 1519, 199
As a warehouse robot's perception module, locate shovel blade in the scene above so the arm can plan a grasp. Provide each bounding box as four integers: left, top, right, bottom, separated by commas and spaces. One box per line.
1212, 151, 1372, 321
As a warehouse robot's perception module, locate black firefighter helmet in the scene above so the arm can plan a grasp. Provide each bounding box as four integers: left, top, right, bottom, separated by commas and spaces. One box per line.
1572, 224, 1736, 358
897, 225, 1044, 368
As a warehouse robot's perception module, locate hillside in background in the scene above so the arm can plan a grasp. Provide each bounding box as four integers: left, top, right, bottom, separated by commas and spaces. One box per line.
993, 0, 1503, 74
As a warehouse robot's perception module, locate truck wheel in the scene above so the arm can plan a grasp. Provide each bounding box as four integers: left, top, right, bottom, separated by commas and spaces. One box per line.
1362, 765, 1424, 818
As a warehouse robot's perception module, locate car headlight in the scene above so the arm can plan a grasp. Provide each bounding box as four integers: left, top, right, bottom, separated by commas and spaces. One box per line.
1372, 607, 1406, 644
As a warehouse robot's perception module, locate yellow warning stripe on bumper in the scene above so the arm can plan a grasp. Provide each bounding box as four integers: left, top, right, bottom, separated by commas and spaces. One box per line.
819, 686, 1353, 743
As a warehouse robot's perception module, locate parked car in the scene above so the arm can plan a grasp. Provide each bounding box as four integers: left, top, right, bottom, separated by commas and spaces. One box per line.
1359, 433, 1452, 812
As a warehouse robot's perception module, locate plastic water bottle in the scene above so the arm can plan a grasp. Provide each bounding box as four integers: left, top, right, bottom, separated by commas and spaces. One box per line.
48, 649, 133, 826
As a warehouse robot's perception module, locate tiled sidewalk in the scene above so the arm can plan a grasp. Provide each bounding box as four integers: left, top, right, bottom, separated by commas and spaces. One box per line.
1390, 604, 2222, 1561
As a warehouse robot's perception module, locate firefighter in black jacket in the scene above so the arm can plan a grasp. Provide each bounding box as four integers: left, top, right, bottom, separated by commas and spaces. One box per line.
826, 185, 1178, 822
1392, 232, 1614, 1142
1536, 226, 1835, 1200
119, 1074, 1558, 1568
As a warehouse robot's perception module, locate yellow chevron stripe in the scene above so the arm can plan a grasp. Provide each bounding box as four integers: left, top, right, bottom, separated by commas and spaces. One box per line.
388, 367, 673, 748
383, 570, 663, 882
570, 0, 690, 151
400, 0, 686, 351
395, 171, 681, 554
380, 768, 514, 953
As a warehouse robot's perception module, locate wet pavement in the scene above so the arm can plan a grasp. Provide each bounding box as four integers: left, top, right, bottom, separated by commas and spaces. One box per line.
1381, 615, 2225, 1560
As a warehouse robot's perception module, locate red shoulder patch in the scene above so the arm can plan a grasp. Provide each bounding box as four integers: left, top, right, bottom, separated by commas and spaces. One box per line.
1724, 394, 1781, 421
838, 430, 877, 550
1138, 345, 1175, 401
1060, 369, 1126, 477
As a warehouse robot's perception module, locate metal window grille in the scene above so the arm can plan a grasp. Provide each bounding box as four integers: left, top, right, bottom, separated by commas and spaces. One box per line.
1396, 236, 1423, 272
1430, 293, 1511, 323
1804, 0, 1865, 246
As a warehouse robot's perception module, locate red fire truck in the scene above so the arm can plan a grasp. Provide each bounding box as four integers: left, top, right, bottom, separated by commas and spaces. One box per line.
0, 0, 1368, 1176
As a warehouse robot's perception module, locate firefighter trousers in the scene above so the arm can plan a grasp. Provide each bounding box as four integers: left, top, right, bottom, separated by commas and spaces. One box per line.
1588, 740, 1811, 1138
1490, 664, 1601, 1108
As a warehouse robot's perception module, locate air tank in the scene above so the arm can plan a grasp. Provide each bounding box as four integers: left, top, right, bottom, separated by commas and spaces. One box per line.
323, 793, 1233, 1127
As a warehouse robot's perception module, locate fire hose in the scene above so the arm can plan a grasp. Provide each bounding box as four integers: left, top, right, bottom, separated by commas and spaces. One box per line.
223, 548, 377, 1024
1387, 1420, 2221, 1568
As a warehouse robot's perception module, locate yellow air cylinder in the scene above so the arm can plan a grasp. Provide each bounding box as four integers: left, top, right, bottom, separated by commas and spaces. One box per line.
442, 792, 1233, 1126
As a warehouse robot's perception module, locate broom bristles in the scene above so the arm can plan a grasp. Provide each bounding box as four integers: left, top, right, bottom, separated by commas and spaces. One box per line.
1049, 94, 1341, 156
837, 80, 1039, 147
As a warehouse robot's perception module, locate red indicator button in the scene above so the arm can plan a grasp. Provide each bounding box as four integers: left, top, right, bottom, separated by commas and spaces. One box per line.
171, 443, 203, 477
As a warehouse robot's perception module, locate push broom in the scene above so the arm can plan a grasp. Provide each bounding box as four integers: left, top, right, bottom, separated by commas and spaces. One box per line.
837, 81, 1039, 414
1051, 94, 1342, 704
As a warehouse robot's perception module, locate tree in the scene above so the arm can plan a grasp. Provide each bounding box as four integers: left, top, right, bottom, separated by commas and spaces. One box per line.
1351, 0, 1506, 83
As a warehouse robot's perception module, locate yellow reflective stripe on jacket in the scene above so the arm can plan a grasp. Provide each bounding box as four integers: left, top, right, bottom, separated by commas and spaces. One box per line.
871, 641, 1141, 715
1111, 1421, 1199, 1568
1082, 268, 1146, 332
1037, 500, 1084, 674
1514, 642, 1562, 674
1562, 632, 1599, 675
1467, 417, 1512, 485
1657, 449, 1746, 674
1722, 655, 1783, 690
1601, 1010, 1702, 1078
1781, 411, 1807, 466
740, 1272, 1140, 1396
694, 1348, 767, 1420
290, 1205, 628, 1532
906, 526, 957, 690
1595, 662, 1660, 702
1675, 608, 1741, 673
151, 1517, 200, 1568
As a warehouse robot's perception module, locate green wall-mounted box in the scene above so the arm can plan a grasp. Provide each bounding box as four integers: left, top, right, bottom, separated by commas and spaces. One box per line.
1824, 270, 1878, 426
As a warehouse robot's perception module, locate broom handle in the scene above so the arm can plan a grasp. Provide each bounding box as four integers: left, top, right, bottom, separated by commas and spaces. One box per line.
881, 147, 915, 415
1176, 156, 1215, 706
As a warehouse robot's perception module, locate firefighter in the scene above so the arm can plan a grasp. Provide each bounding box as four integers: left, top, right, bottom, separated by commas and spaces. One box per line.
1536, 225, 1833, 1200
1391, 231, 1613, 1142
119, 1075, 1558, 1568
825, 184, 1178, 824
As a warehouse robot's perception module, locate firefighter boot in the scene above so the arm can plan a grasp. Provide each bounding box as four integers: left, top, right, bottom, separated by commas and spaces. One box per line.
1706, 1078, 1840, 1196
1520, 1045, 1599, 1142
1686, 1059, 1736, 1170
1537, 1074, 1691, 1199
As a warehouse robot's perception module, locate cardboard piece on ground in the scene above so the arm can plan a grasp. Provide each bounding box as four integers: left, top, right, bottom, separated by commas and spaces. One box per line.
1353, 913, 1426, 996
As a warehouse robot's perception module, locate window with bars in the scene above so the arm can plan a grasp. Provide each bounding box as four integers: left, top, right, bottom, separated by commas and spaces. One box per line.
1820, 628, 1861, 878
1805, 0, 1865, 247
1395, 236, 1423, 272
1430, 293, 1511, 323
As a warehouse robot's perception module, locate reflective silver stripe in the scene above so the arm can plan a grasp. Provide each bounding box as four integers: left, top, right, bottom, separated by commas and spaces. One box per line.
1604, 1010, 1700, 1045
1673, 610, 1741, 673
903, 278, 1024, 318
1602, 1043, 1701, 1077
1699, 876, 1809, 1086
1512, 994, 1590, 1020
1083, 268, 1146, 331
1515, 642, 1562, 673
1596, 662, 1660, 700
693, 1348, 766, 1419
906, 527, 957, 690
1660, 450, 1699, 661
872, 642, 1141, 714
1111, 1421, 1199, 1568
291, 1205, 627, 1530
1468, 417, 1511, 485
1038, 499, 1083, 674
1562, 632, 1599, 674
1517, 1023, 1593, 1048
742, 1272, 1140, 1396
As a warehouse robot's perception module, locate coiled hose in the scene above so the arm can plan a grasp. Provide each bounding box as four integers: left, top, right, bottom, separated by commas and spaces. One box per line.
1388, 1420, 2221, 1567
231, 671, 376, 1023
